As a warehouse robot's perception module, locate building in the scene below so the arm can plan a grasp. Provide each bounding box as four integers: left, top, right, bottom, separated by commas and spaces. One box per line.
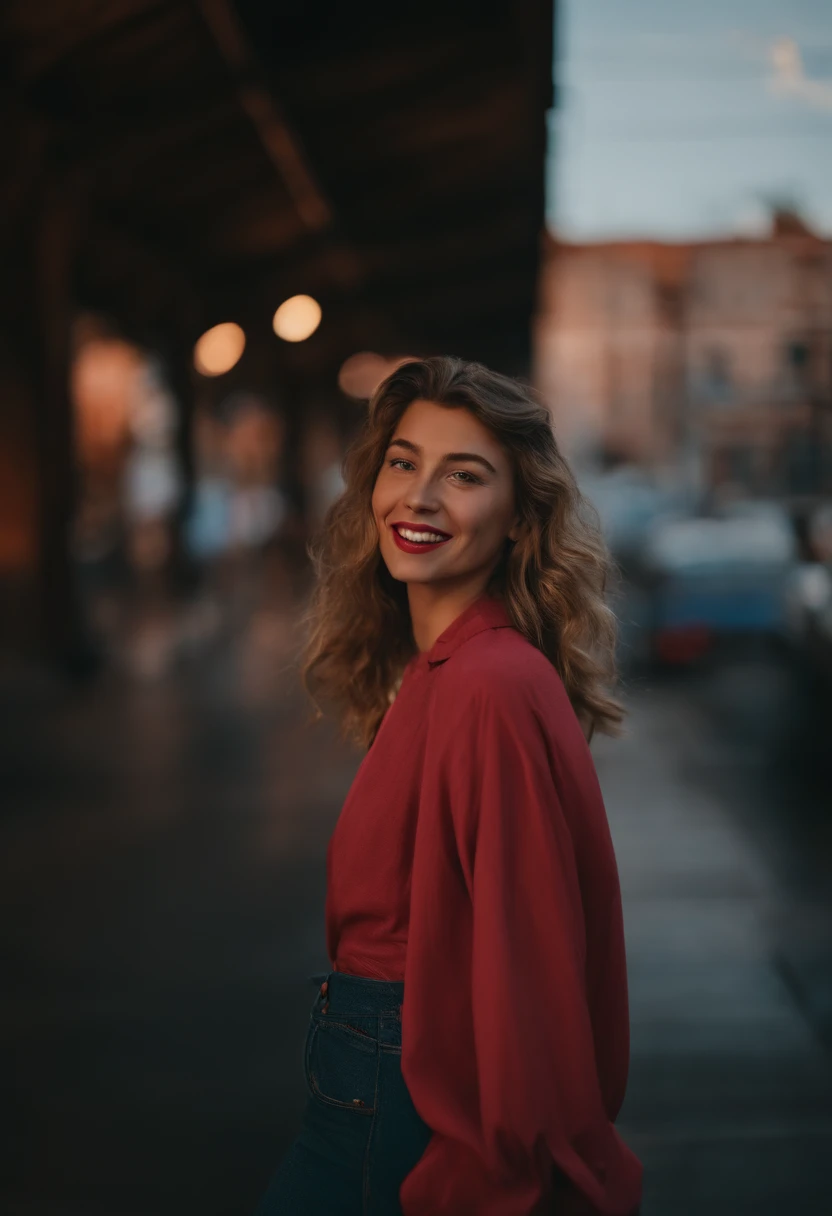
534, 212, 832, 498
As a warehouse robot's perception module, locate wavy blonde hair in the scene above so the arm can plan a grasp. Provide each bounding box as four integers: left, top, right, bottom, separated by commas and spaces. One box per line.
301, 356, 623, 749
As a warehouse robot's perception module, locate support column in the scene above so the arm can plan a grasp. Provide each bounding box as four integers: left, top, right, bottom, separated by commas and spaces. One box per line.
159, 338, 201, 595
25, 169, 96, 673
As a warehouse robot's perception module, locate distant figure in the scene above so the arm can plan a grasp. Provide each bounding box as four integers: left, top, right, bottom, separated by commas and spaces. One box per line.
254, 357, 642, 1216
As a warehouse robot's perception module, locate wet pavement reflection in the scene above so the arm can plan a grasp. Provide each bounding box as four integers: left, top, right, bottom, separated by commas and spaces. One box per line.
2, 580, 831, 1215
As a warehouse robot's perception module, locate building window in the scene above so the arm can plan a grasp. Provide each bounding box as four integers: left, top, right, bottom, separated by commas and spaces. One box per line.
700, 347, 733, 404
786, 339, 810, 376
782, 339, 811, 402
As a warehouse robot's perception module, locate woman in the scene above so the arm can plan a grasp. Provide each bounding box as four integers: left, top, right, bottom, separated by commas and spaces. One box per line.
255, 357, 642, 1215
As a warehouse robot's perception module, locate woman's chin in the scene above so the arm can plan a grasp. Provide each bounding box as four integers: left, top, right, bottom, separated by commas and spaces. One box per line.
390, 566, 443, 585
381, 547, 441, 582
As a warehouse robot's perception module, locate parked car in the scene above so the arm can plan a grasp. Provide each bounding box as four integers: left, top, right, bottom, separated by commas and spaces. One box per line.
638, 501, 798, 663
580, 466, 691, 567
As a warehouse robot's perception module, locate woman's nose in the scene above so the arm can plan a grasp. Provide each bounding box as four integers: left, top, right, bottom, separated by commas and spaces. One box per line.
405, 478, 441, 511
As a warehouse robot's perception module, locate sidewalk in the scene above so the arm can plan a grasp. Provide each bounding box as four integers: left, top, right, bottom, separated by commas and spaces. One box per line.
2, 591, 831, 1215
597, 679, 832, 1216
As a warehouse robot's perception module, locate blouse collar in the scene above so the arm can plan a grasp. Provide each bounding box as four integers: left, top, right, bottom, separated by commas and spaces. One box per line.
414, 594, 513, 671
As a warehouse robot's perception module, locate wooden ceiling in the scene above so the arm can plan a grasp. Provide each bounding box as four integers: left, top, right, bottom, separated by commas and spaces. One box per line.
1, 0, 554, 376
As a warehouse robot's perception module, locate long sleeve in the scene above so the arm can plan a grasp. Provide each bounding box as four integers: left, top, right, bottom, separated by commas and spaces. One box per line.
399, 667, 642, 1216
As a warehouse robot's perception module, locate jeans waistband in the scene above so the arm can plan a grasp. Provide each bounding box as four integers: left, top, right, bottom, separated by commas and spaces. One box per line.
307, 970, 404, 1017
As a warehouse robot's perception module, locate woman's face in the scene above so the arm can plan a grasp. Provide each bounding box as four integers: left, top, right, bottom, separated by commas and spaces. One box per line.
371, 398, 521, 592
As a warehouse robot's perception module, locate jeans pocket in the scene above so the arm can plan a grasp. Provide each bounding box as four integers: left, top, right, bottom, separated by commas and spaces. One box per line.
305, 1016, 378, 1113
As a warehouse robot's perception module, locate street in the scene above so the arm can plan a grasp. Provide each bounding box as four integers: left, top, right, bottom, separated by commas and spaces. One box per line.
2, 589, 831, 1215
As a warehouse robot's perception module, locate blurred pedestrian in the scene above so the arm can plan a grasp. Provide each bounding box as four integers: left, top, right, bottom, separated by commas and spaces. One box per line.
254, 357, 642, 1216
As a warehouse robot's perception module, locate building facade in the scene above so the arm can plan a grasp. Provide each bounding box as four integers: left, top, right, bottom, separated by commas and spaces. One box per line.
534, 214, 832, 498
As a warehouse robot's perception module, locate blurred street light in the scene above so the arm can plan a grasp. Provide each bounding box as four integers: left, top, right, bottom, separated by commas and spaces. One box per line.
194, 322, 246, 376
272, 294, 321, 342
337, 351, 389, 399
72, 337, 142, 462
337, 352, 415, 399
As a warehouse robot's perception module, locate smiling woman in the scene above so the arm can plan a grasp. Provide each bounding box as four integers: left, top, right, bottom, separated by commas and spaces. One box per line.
254, 357, 641, 1216
302, 355, 622, 748
370, 399, 524, 652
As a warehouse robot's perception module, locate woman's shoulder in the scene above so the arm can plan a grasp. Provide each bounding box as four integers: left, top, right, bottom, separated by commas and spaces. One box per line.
434, 625, 569, 714
428, 629, 594, 774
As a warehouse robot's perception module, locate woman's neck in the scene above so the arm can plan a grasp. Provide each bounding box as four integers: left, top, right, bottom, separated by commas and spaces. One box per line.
406, 582, 492, 653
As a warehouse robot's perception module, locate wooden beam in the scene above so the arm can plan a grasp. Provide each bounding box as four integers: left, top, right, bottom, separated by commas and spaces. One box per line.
197, 0, 332, 233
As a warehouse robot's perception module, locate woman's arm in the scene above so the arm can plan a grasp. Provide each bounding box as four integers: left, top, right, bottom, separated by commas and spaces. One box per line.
399, 671, 641, 1216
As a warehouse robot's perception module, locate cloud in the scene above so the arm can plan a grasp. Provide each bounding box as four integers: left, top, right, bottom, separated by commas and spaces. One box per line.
769, 37, 832, 110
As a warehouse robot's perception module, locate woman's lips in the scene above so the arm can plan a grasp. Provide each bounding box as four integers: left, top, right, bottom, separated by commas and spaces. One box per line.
390, 524, 452, 555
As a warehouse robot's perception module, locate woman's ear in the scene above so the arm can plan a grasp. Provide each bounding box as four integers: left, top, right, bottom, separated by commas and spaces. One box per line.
507, 515, 525, 543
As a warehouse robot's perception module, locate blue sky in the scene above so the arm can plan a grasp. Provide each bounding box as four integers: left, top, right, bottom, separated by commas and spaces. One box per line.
549, 0, 832, 239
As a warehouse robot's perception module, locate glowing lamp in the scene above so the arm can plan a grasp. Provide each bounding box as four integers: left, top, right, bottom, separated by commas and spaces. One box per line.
337, 352, 389, 399
272, 294, 322, 342
338, 352, 416, 399
194, 323, 246, 377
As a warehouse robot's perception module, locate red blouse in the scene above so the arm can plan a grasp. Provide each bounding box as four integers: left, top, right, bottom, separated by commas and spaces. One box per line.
325, 595, 642, 1216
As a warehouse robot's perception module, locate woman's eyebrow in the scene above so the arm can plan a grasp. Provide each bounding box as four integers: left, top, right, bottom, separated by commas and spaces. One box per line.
387, 437, 497, 476
443, 451, 497, 475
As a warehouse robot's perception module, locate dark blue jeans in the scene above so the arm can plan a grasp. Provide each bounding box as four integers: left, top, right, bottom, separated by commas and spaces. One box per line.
254, 970, 433, 1215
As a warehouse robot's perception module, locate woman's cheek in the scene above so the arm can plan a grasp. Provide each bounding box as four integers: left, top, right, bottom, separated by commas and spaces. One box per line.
372, 478, 393, 516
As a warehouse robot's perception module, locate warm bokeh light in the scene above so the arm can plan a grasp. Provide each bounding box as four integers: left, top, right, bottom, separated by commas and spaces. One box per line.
337, 352, 389, 399
272, 294, 322, 342
72, 338, 142, 462
337, 352, 415, 399
194, 322, 246, 376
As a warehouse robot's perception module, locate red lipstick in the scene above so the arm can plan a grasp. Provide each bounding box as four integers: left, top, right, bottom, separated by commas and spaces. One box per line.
390, 521, 452, 555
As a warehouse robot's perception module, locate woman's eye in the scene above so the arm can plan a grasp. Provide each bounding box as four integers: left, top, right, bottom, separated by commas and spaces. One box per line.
386, 459, 479, 484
